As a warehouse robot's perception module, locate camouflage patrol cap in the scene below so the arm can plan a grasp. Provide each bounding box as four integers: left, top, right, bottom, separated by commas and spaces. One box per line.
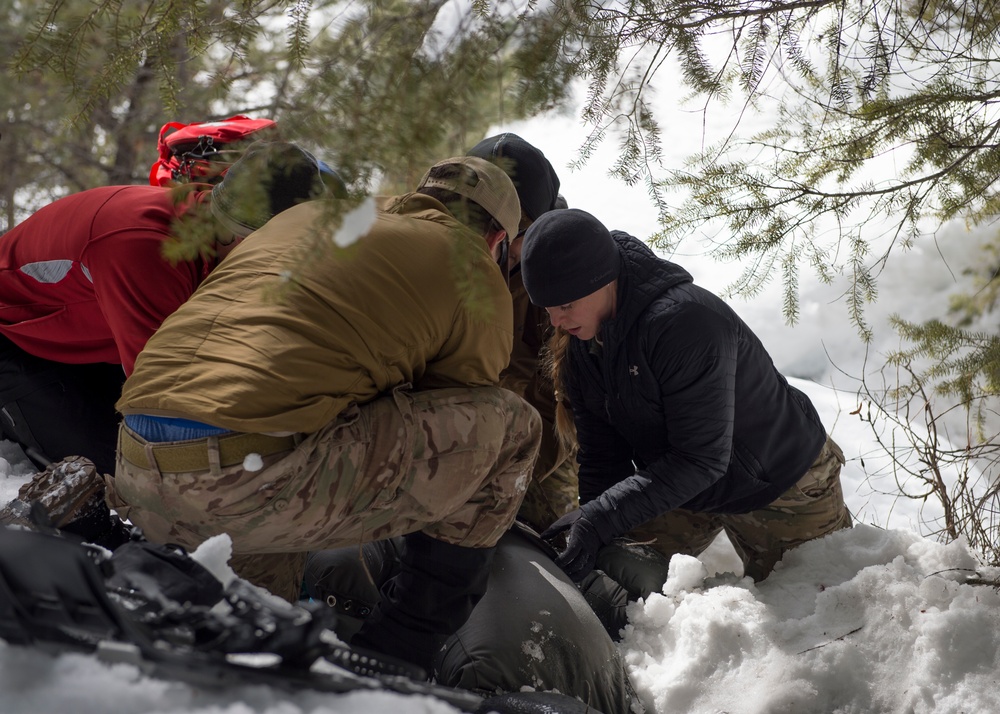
416, 156, 521, 241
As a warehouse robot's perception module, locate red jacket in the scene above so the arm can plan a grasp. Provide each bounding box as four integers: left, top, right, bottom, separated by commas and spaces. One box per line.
0, 184, 215, 375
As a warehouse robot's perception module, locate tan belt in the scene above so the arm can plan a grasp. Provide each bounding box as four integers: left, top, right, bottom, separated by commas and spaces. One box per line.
119, 427, 298, 473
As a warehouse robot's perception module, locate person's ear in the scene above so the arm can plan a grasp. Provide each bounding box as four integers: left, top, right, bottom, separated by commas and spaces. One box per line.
485, 228, 510, 284
216, 235, 244, 259
485, 227, 507, 252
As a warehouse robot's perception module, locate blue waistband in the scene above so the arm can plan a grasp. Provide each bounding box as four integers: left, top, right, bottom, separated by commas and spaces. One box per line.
124, 414, 231, 442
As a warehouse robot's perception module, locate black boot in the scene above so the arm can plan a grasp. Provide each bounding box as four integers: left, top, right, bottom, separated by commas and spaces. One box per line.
351, 531, 495, 677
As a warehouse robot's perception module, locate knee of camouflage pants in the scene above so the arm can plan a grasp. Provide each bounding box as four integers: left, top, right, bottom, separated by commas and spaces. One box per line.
727, 435, 853, 582
414, 386, 542, 547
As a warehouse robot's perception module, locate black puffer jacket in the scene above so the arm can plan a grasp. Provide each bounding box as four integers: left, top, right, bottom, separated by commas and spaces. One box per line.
567, 232, 826, 540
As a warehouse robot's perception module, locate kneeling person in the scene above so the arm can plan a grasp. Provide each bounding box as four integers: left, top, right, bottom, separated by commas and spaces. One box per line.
520, 209, 852, 584
109, 156, 541, 674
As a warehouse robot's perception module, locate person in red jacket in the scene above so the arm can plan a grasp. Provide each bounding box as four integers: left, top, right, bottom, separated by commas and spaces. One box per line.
0, 141, 340, 477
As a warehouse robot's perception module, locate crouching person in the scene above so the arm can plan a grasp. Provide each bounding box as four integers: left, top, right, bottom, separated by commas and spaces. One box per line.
108, 156, 541, 675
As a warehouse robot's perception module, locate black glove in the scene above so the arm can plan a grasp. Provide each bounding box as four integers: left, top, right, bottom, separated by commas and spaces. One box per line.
540, 508, 606, 582
539, 507, 583, 544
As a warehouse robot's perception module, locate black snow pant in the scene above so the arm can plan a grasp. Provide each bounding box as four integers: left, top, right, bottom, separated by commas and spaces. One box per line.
0, 335, 125, 475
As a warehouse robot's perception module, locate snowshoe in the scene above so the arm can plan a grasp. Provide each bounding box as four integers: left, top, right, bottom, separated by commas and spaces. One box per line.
0, 526, 604, 713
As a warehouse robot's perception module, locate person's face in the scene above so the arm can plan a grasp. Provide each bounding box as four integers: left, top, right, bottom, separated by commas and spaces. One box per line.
545, 282, 616, 341
508, 213, 533, 272
508, 228, 526, 272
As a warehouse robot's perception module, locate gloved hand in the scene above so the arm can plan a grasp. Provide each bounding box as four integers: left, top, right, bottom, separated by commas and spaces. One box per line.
540, 508, 605, 582
539, 507, 583, 544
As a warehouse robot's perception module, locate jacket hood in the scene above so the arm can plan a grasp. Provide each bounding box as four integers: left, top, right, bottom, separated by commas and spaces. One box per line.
602, 231, 692, 340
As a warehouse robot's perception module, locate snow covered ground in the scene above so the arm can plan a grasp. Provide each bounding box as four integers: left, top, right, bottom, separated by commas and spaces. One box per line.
2, 84, 1000, 713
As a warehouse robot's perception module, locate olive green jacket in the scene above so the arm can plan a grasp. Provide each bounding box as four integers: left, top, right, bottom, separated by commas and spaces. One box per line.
118, 194, 513, 434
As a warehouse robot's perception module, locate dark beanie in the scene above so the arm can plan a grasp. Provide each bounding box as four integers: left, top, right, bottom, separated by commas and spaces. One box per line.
211, 140, 337, 238
466, 133, 560, 222
520, 208, 621, 307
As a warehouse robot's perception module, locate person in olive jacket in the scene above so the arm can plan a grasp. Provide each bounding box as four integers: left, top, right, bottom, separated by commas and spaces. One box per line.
111, 155, 540, 675
520, 208, 852, 583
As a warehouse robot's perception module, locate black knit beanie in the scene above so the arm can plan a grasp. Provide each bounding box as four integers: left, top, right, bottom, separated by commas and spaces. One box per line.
520, 208, 621, 307
466, 133, 561, 222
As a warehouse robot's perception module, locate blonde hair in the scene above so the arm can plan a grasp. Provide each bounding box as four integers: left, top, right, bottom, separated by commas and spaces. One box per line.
542, 327, 578, 454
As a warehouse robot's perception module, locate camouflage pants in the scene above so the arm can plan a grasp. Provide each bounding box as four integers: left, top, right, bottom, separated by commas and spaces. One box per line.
628, 436, 853, 582
107, 385, 541, 601
516, 456, 580, 534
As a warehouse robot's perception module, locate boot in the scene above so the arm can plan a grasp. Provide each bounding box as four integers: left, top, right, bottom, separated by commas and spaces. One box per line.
351, 531, 495, 677
0, 456, 131, 548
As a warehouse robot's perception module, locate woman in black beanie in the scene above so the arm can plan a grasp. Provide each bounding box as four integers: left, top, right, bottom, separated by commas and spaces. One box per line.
520, 208, 852, 584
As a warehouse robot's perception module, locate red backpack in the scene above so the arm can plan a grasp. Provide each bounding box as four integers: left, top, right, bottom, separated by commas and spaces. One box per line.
148, 115, 278, 187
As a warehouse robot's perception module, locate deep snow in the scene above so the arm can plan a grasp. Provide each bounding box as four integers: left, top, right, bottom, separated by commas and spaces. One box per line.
1, 64, 999, 714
